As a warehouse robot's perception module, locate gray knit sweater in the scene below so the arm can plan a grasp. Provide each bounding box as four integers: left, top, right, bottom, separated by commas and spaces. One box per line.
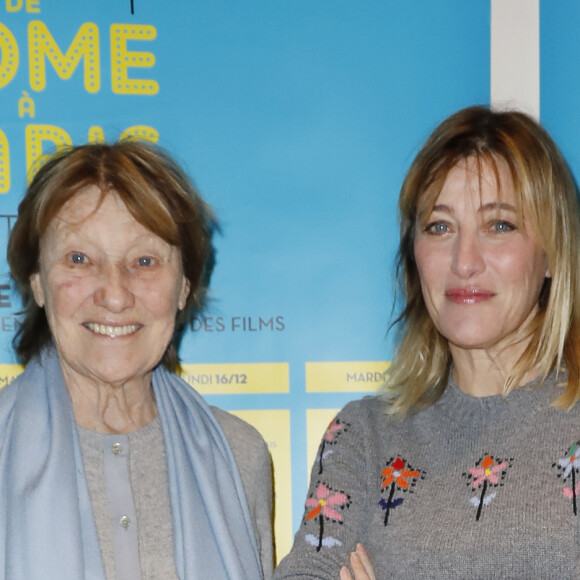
275, 371, 580, 579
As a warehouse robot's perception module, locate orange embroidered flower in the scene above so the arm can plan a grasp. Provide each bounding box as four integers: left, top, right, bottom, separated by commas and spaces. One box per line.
381, 457, 420, 490
379, 456, 424, 526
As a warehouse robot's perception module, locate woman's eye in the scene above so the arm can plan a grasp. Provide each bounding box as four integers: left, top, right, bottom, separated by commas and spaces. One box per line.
425, 222, 449, 235
492, 220, 516, 233
69, 252, 86, 264
138, 256, 153, 267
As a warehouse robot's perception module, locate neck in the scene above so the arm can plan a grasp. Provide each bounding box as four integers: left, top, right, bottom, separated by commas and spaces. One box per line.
450, 340, 540, 397
62, 366, 158, 434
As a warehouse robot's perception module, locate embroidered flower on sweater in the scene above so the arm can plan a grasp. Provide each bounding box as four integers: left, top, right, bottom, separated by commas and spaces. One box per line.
304, 481, 350, 551
553, 441, 580, 515
379, 456, 424, 526
317, 418, 350, 474
463, 454, 512, 521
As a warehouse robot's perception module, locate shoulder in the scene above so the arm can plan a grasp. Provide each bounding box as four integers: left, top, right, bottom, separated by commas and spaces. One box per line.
313, 395, 393, 467
337, 394, 390, 425
210, 406, 274, 578
210, 406, 267, 449
210, 406, 270, 473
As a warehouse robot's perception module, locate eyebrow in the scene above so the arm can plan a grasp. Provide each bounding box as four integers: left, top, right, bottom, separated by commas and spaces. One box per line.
430, 202, 517, 214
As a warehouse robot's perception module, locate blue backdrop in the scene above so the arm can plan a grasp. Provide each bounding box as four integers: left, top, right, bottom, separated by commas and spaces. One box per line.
0, 0, 490, 558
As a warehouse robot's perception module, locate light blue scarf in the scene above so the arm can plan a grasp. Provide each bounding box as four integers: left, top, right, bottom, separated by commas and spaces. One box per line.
0, 347, 263, 580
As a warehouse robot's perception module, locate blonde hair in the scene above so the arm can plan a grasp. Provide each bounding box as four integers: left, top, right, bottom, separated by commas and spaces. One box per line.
385, 105, 580, 417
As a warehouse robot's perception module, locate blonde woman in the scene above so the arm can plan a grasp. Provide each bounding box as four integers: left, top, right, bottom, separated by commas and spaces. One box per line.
275, 106, 580, 579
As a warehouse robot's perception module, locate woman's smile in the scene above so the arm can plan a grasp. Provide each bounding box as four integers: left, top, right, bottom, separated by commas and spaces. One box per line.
82, 322, 143, 338
444, 287, 496, 304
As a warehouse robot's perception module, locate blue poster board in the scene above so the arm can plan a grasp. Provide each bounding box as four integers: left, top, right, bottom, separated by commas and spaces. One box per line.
0, 0, 489, 557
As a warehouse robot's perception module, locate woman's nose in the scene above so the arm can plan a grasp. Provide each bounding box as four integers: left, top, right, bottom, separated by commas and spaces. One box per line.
93, 264, 135, 312
451, 232, 485, 278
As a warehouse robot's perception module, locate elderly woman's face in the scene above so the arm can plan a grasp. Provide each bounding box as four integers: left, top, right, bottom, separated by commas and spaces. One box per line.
30, 185, 189, 388
413, 159, 549, 355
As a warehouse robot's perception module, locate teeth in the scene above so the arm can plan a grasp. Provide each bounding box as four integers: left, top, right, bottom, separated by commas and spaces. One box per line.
85, 323, 139, 338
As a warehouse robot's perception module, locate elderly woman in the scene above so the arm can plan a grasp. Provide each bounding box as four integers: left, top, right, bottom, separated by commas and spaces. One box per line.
0, 142, 273, 580
274, 106, 580, 579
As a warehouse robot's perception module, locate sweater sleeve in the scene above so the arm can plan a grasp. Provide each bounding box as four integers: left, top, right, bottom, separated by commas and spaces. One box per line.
274, 400, 371, 579
210, 406, 275, 580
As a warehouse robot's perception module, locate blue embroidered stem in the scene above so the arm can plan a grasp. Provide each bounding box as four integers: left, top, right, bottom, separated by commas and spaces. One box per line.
384, 483, 396, 526
476, 480, 487, 521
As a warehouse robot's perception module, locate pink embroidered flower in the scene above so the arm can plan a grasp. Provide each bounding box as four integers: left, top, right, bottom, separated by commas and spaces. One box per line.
463, 454, 512, 521
469, 455, 508, 489
303, 482, 350, 552
317, 418, 350, 474
323, 420, 345, 443
305, 483, 349, 522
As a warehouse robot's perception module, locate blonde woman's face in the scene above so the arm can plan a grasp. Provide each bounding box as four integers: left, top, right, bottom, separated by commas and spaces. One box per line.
413, 159, 549, 357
